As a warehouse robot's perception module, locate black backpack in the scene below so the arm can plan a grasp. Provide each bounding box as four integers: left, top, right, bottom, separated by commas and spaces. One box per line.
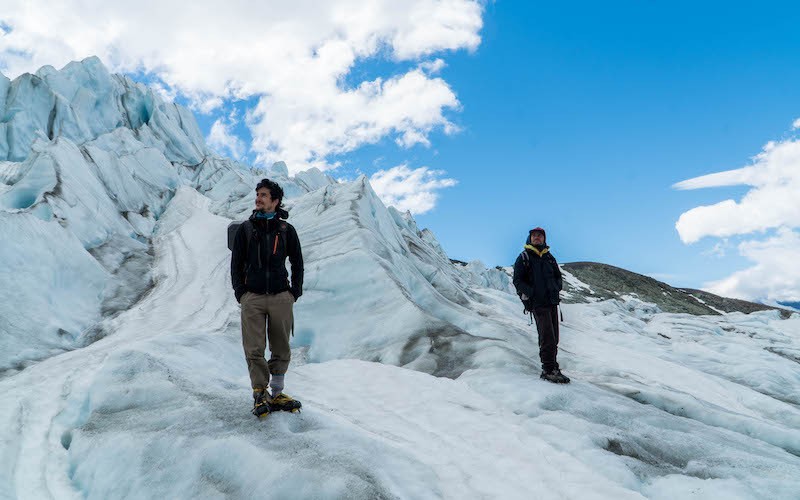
227, 220, 288, 252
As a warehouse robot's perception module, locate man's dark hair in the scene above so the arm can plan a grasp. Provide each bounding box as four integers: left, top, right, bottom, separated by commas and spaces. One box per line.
256, 178, 285, 210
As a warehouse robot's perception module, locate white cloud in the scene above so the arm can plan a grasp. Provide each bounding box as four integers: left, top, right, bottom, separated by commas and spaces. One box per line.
674, 126, 800, 301
703, 228, 800, 303
369, 164, 457, 214
418, 58, 446, 74
0, 0, 482, 173
207, 119, 246, 160
247, 68, 460, 171
793, 117, 800, 130
674, 137, 800, 244
148, 82, 178, 104
701, 240, 729, 258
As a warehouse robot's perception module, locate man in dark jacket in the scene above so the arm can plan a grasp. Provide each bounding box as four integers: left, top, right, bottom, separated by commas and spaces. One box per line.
513, 227, 570, 384
231, 178, 304, 416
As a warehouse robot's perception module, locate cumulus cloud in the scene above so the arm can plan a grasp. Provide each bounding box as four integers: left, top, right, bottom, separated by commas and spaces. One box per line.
247, 68, 460, 171
675, 126, 800, 301
0, 0, 482, 172
207, 119, 246, 160
369, 164, 457, 214
704, 228, 800, 303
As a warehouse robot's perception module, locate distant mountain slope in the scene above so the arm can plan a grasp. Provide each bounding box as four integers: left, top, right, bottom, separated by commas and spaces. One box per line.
561, 261, 789, 317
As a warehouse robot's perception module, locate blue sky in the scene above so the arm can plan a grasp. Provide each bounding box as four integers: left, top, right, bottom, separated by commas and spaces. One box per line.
340, 1, 800, 294
297, 1, 796, 290
399, 1, 800, 286
3, 0, 799, 301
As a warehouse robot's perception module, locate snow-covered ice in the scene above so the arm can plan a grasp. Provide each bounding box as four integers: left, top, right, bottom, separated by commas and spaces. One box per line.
1, 58, 799, 499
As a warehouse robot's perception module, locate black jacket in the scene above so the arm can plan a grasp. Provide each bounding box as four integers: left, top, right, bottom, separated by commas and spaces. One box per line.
231, 211, 303, 302
513, 243, 563, 309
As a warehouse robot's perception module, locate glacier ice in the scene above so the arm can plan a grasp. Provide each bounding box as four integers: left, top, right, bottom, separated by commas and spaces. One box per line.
1, 57, 799, 499
0, 57, 332, 372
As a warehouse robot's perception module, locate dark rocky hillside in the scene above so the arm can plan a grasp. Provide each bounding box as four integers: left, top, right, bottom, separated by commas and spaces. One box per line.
561, 262, 791, 318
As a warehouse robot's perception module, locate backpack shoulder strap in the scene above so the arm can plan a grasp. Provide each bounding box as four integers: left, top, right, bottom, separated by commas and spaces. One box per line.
242, 220, 254, 251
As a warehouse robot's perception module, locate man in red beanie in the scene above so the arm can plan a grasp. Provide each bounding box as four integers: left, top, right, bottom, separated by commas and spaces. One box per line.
512, 227, 569, 384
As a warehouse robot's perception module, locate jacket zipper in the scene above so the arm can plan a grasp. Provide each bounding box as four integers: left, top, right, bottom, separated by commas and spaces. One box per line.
264, 230, 272, 292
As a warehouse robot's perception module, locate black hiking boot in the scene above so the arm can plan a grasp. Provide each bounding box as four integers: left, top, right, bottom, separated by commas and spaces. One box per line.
269, 393, 302, 413
252, 389, 271, 418
540, 368, 570, 384
554, 369, 571, 384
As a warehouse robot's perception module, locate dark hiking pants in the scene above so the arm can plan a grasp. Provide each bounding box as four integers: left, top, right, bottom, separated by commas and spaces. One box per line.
532, 305, 559, 373
241, 290, 294, 390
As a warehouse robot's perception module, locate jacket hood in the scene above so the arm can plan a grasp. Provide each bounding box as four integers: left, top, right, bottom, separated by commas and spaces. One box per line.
524, 244, 550, 257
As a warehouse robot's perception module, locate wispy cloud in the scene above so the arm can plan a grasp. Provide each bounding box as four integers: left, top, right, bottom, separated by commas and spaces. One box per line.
0, 0, 483, 173
418, 58, 446, 74
674, 135, 800, 244
369, 164, 457, 214
701, 240, 729, 258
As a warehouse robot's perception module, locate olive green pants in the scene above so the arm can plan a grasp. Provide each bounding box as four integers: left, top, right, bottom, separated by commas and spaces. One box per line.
240, 290, 294, 390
